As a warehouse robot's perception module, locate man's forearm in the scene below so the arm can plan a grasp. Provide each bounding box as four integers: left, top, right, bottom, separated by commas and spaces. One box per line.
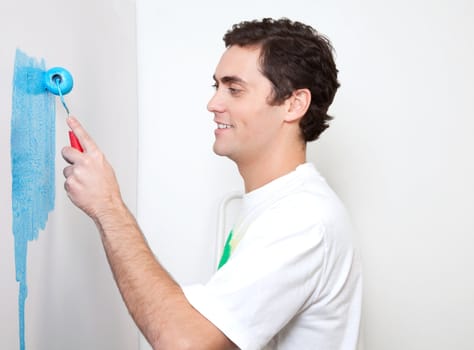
93, 203, 236, 350
93, 201, 182, 347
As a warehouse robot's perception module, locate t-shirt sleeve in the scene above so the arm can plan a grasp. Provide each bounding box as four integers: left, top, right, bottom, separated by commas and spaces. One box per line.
182, 204, 327, 350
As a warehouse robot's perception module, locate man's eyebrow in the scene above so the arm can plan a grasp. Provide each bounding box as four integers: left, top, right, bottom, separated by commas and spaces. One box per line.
213, 74, 247, 85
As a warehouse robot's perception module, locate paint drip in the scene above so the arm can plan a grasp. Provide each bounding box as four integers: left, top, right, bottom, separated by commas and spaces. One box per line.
11, 49, 55, 350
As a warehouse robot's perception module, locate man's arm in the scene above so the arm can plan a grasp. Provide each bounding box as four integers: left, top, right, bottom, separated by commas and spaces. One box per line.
61, 116, 235, 350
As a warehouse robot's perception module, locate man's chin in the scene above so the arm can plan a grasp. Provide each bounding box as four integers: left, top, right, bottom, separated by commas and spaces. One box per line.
213, 145, 235, 161
212, 144, 225, 157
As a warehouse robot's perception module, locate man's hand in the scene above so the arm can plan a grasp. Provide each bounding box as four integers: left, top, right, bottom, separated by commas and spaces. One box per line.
61, 116, 122, 220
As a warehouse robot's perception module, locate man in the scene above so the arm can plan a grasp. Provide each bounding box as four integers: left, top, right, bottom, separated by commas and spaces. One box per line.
62, 18, 362, 349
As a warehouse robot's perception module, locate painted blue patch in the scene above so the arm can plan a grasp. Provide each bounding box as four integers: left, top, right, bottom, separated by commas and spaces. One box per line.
11, 49, 55, 350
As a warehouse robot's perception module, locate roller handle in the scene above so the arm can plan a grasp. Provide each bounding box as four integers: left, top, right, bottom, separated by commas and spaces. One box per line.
69, 131, 84, 152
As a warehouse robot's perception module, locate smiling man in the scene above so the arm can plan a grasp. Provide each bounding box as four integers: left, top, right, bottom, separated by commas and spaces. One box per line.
62, 18, 362, 349
210, 44, 306, 193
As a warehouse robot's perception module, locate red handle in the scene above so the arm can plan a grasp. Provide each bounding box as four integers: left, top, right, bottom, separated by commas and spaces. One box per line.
69, 131, 84, 152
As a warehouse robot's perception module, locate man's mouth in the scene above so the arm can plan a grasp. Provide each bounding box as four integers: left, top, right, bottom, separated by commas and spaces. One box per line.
217, 123, 233, 129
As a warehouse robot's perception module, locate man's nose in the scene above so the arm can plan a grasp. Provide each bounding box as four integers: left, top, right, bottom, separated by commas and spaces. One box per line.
207, 91, 224, 113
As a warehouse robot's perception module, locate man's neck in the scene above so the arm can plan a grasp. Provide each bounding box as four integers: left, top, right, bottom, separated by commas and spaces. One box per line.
237, 150, 306, 193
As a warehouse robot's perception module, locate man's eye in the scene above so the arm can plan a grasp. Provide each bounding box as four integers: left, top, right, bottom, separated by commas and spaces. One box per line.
228, 87, 241, 95
211, 83, 218, 89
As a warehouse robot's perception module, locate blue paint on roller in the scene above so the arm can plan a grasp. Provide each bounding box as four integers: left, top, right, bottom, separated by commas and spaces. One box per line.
11, 49, 56, 350
43, 66, 74, 95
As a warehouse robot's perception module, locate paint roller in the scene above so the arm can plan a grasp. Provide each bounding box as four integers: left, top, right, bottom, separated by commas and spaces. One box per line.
43, 67, 83, 152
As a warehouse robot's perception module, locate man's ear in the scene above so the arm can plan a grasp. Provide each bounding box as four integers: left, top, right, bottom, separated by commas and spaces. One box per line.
285, 88, 311, 122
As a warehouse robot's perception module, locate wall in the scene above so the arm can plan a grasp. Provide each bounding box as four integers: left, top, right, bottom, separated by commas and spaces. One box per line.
137, 0, 474, 349
0, 0, 139, 349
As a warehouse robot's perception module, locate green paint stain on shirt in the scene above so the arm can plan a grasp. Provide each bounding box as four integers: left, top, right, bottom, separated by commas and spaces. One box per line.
218, 230, 233, 269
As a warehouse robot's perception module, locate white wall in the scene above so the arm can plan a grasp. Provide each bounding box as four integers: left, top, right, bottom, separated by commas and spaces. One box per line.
0, 0, 139, 349
137, 0, 474, 349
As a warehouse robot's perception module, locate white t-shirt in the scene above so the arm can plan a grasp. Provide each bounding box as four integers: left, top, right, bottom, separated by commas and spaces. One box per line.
183, 163, 362, 349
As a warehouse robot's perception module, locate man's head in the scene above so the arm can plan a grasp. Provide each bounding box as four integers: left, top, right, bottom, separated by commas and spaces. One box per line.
223, 18, 340, 142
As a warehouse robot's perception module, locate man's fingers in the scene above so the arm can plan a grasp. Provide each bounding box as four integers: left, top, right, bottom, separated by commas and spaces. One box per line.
61, 146, 82, 165
66, 116, 97, 152
63, 165, 73, 178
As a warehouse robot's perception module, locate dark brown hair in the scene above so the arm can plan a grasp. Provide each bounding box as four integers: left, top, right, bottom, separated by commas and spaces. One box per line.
224, 18, 340, 142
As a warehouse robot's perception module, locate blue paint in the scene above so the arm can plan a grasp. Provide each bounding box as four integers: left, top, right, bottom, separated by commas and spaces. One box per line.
11, 49, 55, 350
43, 67, 74, 95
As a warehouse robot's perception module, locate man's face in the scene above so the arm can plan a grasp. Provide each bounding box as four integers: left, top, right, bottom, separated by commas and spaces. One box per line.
208, 45, 287, 165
